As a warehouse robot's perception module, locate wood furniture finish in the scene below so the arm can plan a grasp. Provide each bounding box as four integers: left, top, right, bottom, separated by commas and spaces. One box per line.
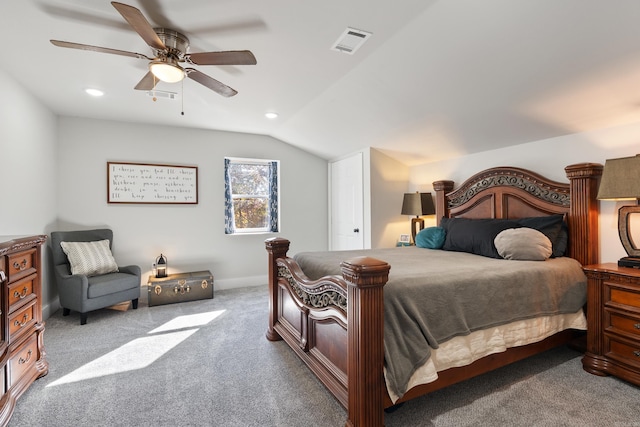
265, 163, 602, 427
0, 235, 48, 426
582, 263, 640, 385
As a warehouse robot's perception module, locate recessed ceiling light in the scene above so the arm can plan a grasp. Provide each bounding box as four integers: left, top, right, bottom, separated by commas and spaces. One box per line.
265, 112, 278, 119
85, 88, 104, 97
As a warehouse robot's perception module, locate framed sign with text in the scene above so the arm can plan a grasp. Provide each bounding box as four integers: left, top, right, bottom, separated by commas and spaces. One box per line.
107, 162, 198, 204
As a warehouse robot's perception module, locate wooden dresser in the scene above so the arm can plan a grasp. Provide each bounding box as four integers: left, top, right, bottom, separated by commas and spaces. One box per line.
582, 263, 640, 386
0, 235, 48, 425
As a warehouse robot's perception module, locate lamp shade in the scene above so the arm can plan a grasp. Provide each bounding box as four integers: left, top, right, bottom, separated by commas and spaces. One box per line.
401, 192, 435, 216
597, 154, 640, 200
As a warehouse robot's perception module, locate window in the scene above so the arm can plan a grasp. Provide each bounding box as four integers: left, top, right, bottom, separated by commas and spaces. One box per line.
224, 157, 279, 234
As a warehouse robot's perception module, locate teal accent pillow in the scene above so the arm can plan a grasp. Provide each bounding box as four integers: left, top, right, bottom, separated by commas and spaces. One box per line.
415, 227, 446, 249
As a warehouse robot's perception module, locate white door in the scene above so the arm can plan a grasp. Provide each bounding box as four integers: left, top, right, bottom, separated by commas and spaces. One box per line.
330, 153, 364, 250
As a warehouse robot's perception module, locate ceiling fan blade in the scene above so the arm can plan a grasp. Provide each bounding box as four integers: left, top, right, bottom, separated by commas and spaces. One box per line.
186, 50, 257, 66
185, 68, 237, 97
111, 2, 166, 51
134, 72, 158, 91
50, 40, 151, 60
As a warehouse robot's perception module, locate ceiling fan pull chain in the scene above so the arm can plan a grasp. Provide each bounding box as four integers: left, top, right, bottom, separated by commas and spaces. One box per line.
152, 74, 158, 101
181, 78, 185, 116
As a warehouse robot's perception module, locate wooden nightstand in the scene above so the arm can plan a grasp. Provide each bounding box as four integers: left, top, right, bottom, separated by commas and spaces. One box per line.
582, 263, 640, 386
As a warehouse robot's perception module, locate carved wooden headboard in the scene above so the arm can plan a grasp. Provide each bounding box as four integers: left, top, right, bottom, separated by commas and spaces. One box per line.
432, 163, 603, 266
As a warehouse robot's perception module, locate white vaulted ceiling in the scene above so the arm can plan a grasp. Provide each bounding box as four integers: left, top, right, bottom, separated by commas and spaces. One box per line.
2, 1, 640, 165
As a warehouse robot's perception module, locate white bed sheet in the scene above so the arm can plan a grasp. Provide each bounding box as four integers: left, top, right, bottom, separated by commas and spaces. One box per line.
385, 310, 587, 403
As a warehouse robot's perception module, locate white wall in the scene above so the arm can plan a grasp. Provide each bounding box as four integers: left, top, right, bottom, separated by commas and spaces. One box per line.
0, 68, 58, 317
56, 117, 328, 299
368, 148, 410, 248
409, 122, 640, 263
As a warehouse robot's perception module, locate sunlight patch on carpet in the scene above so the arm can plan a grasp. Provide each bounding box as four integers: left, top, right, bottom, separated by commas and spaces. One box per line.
46, 329, 198, 387
148, 310, 225, 334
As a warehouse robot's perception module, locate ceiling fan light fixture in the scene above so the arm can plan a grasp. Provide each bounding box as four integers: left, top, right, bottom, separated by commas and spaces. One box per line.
150, 60, 185, 83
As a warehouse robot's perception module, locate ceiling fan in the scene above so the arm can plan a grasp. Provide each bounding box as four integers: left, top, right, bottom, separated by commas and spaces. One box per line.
50, 1, 256, 97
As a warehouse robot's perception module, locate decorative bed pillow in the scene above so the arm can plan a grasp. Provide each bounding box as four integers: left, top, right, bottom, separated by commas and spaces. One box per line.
415, 227, 446, 249
60, 240, 119, 276
553, 223, 569, 258
494, 228, 553, 261
516, 214, 567, 257
440, 217, 522, 258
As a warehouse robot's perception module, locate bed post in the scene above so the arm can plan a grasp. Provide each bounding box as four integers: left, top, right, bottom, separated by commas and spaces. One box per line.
564, 163, 603, 266
433, 180, 455, 225
265, 237, 290, 341
341, 256, 390, 427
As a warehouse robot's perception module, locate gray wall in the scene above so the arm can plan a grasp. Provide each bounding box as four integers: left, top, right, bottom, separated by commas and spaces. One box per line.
56, 117, 329, 296
0, 68, 58, 317
1, 67, 328, 317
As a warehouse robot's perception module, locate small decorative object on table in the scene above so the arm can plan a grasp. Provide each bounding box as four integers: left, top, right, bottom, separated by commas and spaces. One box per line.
147, 270, 213, 307
397, 234, 412, 247
155, 253, 167, 278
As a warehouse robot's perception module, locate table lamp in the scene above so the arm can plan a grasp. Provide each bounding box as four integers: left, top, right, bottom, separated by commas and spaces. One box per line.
597, 154, 640, 268
401, 192, 435, 243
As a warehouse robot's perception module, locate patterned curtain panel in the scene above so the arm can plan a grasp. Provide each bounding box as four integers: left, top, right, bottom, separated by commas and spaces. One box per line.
269, 161, 279, 232
224, 158, 235, 234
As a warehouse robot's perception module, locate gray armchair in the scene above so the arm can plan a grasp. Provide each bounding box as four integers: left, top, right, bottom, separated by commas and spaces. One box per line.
51, 229, 140, 325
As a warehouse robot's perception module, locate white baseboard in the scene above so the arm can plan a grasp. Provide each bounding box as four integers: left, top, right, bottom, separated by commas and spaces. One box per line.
43, 299, 61, 321
214, 275, 267, 290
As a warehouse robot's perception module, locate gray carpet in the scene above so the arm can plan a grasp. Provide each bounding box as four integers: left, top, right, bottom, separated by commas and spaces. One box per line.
9, 285, 640, 426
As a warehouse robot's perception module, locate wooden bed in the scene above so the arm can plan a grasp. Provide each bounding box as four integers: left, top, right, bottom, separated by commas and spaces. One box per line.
265, 162, 603, 427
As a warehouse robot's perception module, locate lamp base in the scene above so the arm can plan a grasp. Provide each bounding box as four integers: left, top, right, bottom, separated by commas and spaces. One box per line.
618, 257, 640, 269
411, 217, 425, 244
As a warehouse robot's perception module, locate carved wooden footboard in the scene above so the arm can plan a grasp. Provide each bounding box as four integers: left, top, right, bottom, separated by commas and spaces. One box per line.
266, 162, 603, 427
266, 240, 389, 426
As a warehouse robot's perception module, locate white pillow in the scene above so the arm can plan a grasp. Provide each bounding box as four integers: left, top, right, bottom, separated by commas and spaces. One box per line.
494, 228, 552, 261
60, 240, 119, 276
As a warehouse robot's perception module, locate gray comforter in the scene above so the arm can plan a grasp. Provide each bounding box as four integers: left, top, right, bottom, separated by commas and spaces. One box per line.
293, 246, 587, 398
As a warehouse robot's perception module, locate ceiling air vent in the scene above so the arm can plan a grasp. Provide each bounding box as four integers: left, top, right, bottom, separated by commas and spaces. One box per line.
147, 90, 177, 100
331, 27, 372, 55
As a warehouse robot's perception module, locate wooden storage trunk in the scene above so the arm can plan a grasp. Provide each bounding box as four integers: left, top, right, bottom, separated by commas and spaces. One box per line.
147, 270, 213, 307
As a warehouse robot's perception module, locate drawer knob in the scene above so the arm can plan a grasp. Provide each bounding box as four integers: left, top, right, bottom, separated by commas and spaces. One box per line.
14, 314, 28, 327
634, 350, 640, 358
13, 259, 27, 271
18, 349, 32, 365
13, 287, 28, 299
634, 323, 640, 330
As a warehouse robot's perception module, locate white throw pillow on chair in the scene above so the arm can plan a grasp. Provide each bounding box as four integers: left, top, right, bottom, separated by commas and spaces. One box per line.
60, 240, 119, 276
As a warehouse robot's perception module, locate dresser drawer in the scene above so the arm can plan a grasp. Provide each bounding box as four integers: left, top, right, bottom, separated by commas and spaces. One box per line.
608, 311, 640, 339
8, 301, 35, 341
609, 286, 640, 310
7, 334, 38, 388
605, 334, 640, 370
7, 273, 36, 311
6, 248, 37, 283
